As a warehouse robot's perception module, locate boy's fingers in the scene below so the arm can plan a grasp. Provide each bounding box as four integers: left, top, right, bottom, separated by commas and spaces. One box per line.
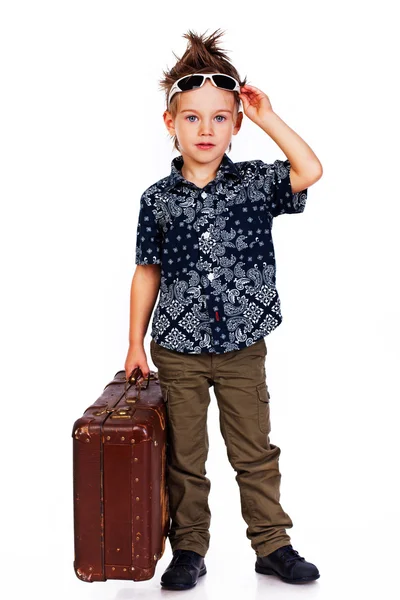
138, 366, 150, 380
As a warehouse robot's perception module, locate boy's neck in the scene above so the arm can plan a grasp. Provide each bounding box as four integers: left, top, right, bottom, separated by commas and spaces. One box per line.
180, 152, 223, 189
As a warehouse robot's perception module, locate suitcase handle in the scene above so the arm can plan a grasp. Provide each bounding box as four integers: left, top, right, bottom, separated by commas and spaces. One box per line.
127, 366, 150, 387
123, 367, 151, 402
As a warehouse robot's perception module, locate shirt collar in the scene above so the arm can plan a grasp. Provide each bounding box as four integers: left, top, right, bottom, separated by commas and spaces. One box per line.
165, 152, 242, 192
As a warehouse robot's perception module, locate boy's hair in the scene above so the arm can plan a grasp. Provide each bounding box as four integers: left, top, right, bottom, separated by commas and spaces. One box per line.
159, 28, 247, 154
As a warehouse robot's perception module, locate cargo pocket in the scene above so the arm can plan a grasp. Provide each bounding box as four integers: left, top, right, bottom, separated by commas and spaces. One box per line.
161, 385, 169, 403
159, 369, 184, 403
256, 382, 271, 434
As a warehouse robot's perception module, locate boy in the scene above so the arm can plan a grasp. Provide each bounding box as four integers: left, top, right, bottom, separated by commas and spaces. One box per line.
125, 29, 323, 590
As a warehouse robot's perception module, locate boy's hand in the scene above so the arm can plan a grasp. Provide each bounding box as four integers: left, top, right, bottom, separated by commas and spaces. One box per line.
124, 344, 150, 383
239, 84, 273, 125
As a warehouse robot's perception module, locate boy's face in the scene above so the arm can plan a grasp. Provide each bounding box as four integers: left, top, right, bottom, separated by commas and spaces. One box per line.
163, 79, 243, 161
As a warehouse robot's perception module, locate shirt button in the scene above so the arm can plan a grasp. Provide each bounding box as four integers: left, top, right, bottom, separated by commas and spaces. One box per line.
201, 191, 208, 199
207, 273, 214, 281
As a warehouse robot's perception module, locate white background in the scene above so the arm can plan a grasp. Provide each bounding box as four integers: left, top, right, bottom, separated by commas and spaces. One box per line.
1, 1, 399, 598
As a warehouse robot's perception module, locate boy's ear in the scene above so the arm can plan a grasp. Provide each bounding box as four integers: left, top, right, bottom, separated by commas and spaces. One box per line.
163, 110, 175, 135
233, 110, 243, 134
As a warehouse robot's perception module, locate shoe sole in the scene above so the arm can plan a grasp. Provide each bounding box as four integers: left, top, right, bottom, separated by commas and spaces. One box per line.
160, 566, 207, 590
255, 564, 320, 584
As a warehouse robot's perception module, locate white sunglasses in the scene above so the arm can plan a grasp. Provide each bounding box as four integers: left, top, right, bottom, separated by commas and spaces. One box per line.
168, 73, 241, 107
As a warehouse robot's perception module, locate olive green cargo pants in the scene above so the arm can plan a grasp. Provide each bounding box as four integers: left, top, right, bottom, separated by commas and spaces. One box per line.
150, 337, 293, 558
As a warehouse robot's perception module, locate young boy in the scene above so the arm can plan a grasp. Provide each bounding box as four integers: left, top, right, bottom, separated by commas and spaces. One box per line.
125, 29, 323, 590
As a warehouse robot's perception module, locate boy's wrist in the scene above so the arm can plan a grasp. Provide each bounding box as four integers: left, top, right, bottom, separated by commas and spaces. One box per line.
256, 109, 279, 133
129, 339, 145, 349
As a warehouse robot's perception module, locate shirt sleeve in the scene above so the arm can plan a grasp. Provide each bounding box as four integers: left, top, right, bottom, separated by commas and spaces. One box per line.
134, 191, 162, 265
258, 158, 308, 218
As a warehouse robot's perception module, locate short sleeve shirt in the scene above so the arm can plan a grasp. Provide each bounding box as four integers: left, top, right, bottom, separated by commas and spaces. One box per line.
135, 152, 308, 354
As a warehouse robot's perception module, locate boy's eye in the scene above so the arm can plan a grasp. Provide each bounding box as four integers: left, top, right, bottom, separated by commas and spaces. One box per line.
186, 115, 226, 122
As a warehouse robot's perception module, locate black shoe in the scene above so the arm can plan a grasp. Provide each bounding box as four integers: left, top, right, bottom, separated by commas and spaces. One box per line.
255, 544, 320, 584
160, 549, 207, 590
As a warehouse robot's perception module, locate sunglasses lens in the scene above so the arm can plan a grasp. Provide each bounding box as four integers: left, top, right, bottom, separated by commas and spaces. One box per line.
212, 75, 237, 90
178, 75, 205, 91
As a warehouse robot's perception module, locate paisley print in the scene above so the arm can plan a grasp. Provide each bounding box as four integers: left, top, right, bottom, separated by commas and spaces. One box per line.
135, 152, 308, 354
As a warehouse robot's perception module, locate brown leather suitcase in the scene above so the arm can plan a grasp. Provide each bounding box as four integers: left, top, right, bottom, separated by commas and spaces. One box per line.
72, 367, 169, 582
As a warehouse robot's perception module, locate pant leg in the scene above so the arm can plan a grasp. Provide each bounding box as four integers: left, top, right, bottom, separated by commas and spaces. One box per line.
150, 340, 212, 557
212, 338, 293, 557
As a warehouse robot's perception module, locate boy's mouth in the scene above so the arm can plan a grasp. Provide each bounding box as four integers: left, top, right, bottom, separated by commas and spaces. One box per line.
196, 143, 215, 150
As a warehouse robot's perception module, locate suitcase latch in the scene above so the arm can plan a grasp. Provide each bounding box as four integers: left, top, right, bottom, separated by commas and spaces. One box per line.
110, 407, 134, 419
94, 405, 117, 416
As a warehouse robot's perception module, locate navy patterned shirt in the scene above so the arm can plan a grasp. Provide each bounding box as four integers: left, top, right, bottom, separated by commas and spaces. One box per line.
134, 152, 308, 354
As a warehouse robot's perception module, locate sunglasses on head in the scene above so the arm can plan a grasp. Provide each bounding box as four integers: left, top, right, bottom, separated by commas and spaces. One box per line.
168, 73, 241, 107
